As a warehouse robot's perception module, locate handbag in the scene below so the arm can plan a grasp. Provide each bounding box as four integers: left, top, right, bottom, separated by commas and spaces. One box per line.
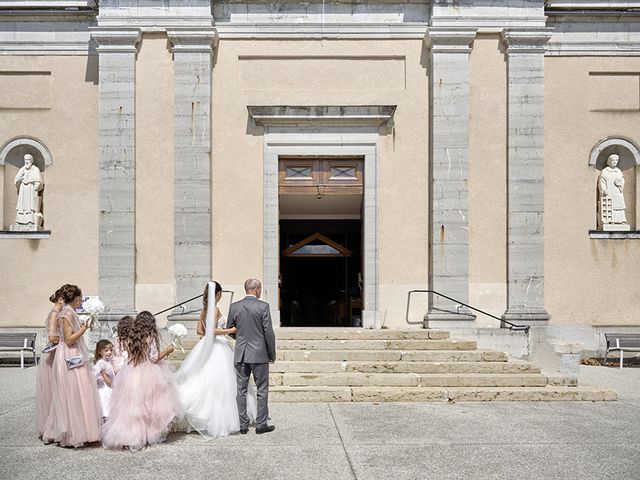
65, 355, 84, 370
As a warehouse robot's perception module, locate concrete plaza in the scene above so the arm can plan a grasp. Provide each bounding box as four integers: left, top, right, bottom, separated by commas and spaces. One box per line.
1, 365, 639, 480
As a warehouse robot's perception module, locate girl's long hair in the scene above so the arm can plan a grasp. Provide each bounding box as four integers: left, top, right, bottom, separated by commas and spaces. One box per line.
116, 315, 133, 352
128, 311, 160, 366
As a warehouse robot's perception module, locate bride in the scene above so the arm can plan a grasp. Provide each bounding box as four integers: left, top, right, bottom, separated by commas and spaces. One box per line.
175, 281, 256, 438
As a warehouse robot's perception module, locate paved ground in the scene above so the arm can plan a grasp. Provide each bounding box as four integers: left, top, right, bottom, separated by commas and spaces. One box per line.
1, 365, 639, 480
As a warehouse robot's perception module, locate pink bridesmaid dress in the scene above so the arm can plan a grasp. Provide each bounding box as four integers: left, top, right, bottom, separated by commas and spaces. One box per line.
35, 308, 59, 437
41, 305, 103, 447
102, 338, 182, 451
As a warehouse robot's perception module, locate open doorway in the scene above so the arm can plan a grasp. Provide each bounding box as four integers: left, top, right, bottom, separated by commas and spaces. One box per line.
280, 221, 362, 327
278, 156, 364, 327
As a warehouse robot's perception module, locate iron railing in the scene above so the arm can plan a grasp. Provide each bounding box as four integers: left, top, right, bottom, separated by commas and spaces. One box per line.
154, 290, 235, 317
406, 289, 530, 333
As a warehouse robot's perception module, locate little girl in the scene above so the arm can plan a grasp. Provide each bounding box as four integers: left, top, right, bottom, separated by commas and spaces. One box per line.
93, 339, 114, 419
102, 311, 182, 451
111, 316, 132, 373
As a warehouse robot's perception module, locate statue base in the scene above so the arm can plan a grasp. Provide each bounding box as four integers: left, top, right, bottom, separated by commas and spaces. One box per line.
601, 224, 631, 232
10, 223, 42, 232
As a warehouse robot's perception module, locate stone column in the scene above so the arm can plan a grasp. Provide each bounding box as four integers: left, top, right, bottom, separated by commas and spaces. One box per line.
167, 29, 217, 303
91, 28, 141, 316
501, 29, 552, 324
424, 28, 477, 328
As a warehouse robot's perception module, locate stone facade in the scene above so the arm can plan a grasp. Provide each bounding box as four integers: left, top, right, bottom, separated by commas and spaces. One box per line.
0, 1, 639, 355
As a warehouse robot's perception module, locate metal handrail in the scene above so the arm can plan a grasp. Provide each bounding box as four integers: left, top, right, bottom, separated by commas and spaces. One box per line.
154, 290, 235, 317
406, 289, 530, 333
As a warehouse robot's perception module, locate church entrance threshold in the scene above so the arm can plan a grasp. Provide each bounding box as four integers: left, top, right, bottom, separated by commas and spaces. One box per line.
279, 220, 362, 327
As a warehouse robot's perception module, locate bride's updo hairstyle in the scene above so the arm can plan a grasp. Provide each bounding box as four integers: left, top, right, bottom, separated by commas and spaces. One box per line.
128, 311, 160, 366
60, 284, 82, 304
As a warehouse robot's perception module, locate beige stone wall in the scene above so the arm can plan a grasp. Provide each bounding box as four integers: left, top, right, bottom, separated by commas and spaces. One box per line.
211, 39, 430, 327
545, 56, 640, 325
134, 34, 175, 325
0, 55, 98, 327
469, 34, 508, 327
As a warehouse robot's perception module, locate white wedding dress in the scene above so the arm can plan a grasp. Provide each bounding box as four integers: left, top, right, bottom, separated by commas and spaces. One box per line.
175, 298, 256, 439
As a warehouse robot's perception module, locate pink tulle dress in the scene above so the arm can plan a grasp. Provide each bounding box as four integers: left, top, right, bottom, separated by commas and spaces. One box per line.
41, 305, 103, 447
35, 308, 60, 437
102, 338, 182, 451
93, 358, 114, 418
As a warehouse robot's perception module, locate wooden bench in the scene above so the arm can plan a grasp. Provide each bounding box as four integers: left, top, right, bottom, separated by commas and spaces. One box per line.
0, 332, 37, 369
604, 333, 640, 369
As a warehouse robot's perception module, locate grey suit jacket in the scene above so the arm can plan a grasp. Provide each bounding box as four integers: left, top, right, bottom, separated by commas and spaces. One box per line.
227, 295, 276, 364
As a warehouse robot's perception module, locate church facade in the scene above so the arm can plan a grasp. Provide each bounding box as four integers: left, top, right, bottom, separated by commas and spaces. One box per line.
1, 1, 639, 351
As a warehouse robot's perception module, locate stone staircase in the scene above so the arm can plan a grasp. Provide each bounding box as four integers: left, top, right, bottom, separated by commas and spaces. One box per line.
174, 328, 616, 402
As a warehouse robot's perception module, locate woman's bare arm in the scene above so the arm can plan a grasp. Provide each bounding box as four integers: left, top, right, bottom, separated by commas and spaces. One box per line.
62, 316, 88, 346
47, 311, 60, 343
196, 308, 206, 337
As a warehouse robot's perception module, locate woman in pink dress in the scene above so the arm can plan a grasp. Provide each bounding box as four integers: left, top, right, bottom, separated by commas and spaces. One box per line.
35, 287, 64, 438
41, 284, 103, 447
102, 311, 182, 451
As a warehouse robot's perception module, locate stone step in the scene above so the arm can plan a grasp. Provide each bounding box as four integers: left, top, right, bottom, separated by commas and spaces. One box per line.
269, 386, 618, 403
270, 372, 548, 388
269, 360, 538, 374
180, 329, 451, 349
171, 348, 505, 363
274, 328, 450, 340
274, 339, 477, 351
180, 338, 475, 352
276, 349, 507, 362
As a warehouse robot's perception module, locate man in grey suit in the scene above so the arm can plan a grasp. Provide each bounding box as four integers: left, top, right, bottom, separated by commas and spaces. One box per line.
227, 278, 277, 434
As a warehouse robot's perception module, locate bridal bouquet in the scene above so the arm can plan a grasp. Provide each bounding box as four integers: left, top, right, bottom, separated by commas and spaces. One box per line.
81, 297, 105, 330
168, 323, 188, 353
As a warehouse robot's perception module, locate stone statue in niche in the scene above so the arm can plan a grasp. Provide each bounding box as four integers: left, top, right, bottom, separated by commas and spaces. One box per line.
598, 153, 630, 231
11, 153, 44, 231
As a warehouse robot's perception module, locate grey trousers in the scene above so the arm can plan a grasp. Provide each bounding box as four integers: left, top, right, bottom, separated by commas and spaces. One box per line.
235, 362, 270, 429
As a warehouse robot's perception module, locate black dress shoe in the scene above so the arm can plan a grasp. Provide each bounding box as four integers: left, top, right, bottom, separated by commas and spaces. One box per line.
256, 425, 275, 435
240, 428, 248, 435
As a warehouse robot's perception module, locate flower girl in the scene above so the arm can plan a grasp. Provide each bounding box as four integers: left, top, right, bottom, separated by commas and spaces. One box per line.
112, 315, 132, 373
93, 339, 114, 419
102, 311, 182, 451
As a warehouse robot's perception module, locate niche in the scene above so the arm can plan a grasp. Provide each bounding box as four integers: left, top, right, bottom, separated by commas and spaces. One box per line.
0, 137, 52, 231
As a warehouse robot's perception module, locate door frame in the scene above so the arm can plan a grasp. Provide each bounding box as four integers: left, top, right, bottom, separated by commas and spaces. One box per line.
262, 127, 379, 328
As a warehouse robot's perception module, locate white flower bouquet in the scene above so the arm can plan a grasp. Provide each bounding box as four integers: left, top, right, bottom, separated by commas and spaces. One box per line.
81, 297, 105, 330
168, 323, 188, 353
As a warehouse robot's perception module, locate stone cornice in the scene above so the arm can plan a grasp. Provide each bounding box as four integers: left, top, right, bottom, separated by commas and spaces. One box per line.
546, 1, 640, 9
90, 27, 141, 53
0, 0, 96, 9
502, 28, 554, 54
430, 16, 546, 33
424, 28, 477, 54
167, 28, 218, 53
215, 23, 428, 39
248, 105, 396, 127
96, 15, 214, 32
